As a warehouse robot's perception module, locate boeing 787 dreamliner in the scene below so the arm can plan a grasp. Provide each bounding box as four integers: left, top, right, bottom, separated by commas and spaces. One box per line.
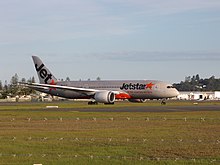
24, 56, 179, 104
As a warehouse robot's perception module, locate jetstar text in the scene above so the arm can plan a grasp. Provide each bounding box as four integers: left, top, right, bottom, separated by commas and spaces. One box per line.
35, 63, 52, 84
120, 83, 146, 90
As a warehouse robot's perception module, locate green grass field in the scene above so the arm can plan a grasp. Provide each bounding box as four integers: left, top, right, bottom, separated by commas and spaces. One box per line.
0, 101, 220, 164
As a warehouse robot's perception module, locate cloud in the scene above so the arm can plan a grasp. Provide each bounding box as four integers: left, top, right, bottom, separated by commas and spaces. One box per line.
0, 0, 220, 45
90, 51, 220, 62
0, 0, 138, 45
113, 0, 220, 15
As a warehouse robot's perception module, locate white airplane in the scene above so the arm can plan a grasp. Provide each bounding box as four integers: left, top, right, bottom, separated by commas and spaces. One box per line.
25, 56, 179, 104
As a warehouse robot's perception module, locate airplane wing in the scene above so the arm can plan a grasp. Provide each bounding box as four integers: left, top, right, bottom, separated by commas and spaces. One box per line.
22, 82, 121, 95
21, 82, 131, 104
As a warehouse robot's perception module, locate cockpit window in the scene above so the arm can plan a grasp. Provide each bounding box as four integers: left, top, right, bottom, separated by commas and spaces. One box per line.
167, 86, 174, 89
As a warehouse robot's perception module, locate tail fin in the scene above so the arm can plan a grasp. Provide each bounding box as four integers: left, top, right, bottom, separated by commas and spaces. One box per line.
32, 56, 57, 84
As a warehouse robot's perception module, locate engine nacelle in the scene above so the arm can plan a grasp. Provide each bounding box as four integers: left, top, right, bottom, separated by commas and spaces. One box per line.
128, 99, 146, 103
94, 91, 115, 104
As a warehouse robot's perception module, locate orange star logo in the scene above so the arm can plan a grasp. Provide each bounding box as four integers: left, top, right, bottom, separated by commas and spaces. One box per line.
146, 82, 155, 90
49, 79, 57, 91
50, 79, 56, 85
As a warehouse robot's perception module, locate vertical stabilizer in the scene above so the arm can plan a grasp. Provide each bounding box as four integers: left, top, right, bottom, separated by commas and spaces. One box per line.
32, 56, 57, 84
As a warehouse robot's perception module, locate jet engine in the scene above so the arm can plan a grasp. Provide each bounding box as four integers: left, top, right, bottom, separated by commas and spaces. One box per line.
128, 99, 146, 103
94, 91, 115, 104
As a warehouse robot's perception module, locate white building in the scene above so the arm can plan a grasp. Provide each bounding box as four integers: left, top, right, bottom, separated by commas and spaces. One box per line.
177, 91, 215, 100
214, 91, 220, 99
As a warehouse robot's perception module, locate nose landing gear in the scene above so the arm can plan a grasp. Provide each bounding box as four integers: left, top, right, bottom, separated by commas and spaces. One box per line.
161, 99, 166, 105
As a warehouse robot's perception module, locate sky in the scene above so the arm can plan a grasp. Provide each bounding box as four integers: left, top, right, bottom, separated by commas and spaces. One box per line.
0, 0, 220, 84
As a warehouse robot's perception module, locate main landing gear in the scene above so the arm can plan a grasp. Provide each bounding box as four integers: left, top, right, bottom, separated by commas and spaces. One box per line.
88, 101, 115, 105
88, 101, 98, 105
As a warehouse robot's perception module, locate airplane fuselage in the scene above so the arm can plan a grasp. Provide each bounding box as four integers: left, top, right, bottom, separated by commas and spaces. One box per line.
36, 80, 179, 100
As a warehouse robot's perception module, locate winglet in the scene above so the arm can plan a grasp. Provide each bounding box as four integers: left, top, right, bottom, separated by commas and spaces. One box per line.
32, 56, 57, 84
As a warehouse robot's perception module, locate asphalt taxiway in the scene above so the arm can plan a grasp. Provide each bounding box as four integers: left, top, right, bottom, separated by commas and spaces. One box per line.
1, 102, 220, 112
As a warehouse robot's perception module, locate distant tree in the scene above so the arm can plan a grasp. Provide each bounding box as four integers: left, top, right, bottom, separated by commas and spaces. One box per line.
65, 77, 70, 81
209, 75, 215, 80
1, 90, 8, 99
27, 77, 32, 83
26, 76, 35, 83
206, 76, 217, 91
10, 73, 19, 85
185, 76, 191, 82
21, 78, 26, 83
0, 80, 2, 90
96, 77, 101, 81
8, 74, 20, 96
195, 74, 200, 82
4, 80, 8, 90
31, 76, 35, 83
191, 75, 196, 82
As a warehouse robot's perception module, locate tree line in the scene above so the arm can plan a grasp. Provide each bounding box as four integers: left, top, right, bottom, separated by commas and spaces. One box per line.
0, 74, 36, 99
173, 74, 220, 91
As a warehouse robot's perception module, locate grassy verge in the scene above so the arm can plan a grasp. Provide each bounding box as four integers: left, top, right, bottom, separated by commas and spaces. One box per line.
0, 101, 219, 164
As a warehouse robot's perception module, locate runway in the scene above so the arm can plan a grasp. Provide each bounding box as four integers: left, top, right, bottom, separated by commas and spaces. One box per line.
0, 101, 220, 112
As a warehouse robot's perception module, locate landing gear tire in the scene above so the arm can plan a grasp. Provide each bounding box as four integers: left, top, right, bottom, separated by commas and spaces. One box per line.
161, 99, 166, 105
104, 102, 115, 105
88, 101, 98, 105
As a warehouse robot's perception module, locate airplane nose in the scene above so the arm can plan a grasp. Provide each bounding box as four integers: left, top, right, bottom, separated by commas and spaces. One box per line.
175, 89, 180, 96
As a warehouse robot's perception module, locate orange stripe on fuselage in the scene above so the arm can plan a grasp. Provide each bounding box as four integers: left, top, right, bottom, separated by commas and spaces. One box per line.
115, 93, 131, 99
